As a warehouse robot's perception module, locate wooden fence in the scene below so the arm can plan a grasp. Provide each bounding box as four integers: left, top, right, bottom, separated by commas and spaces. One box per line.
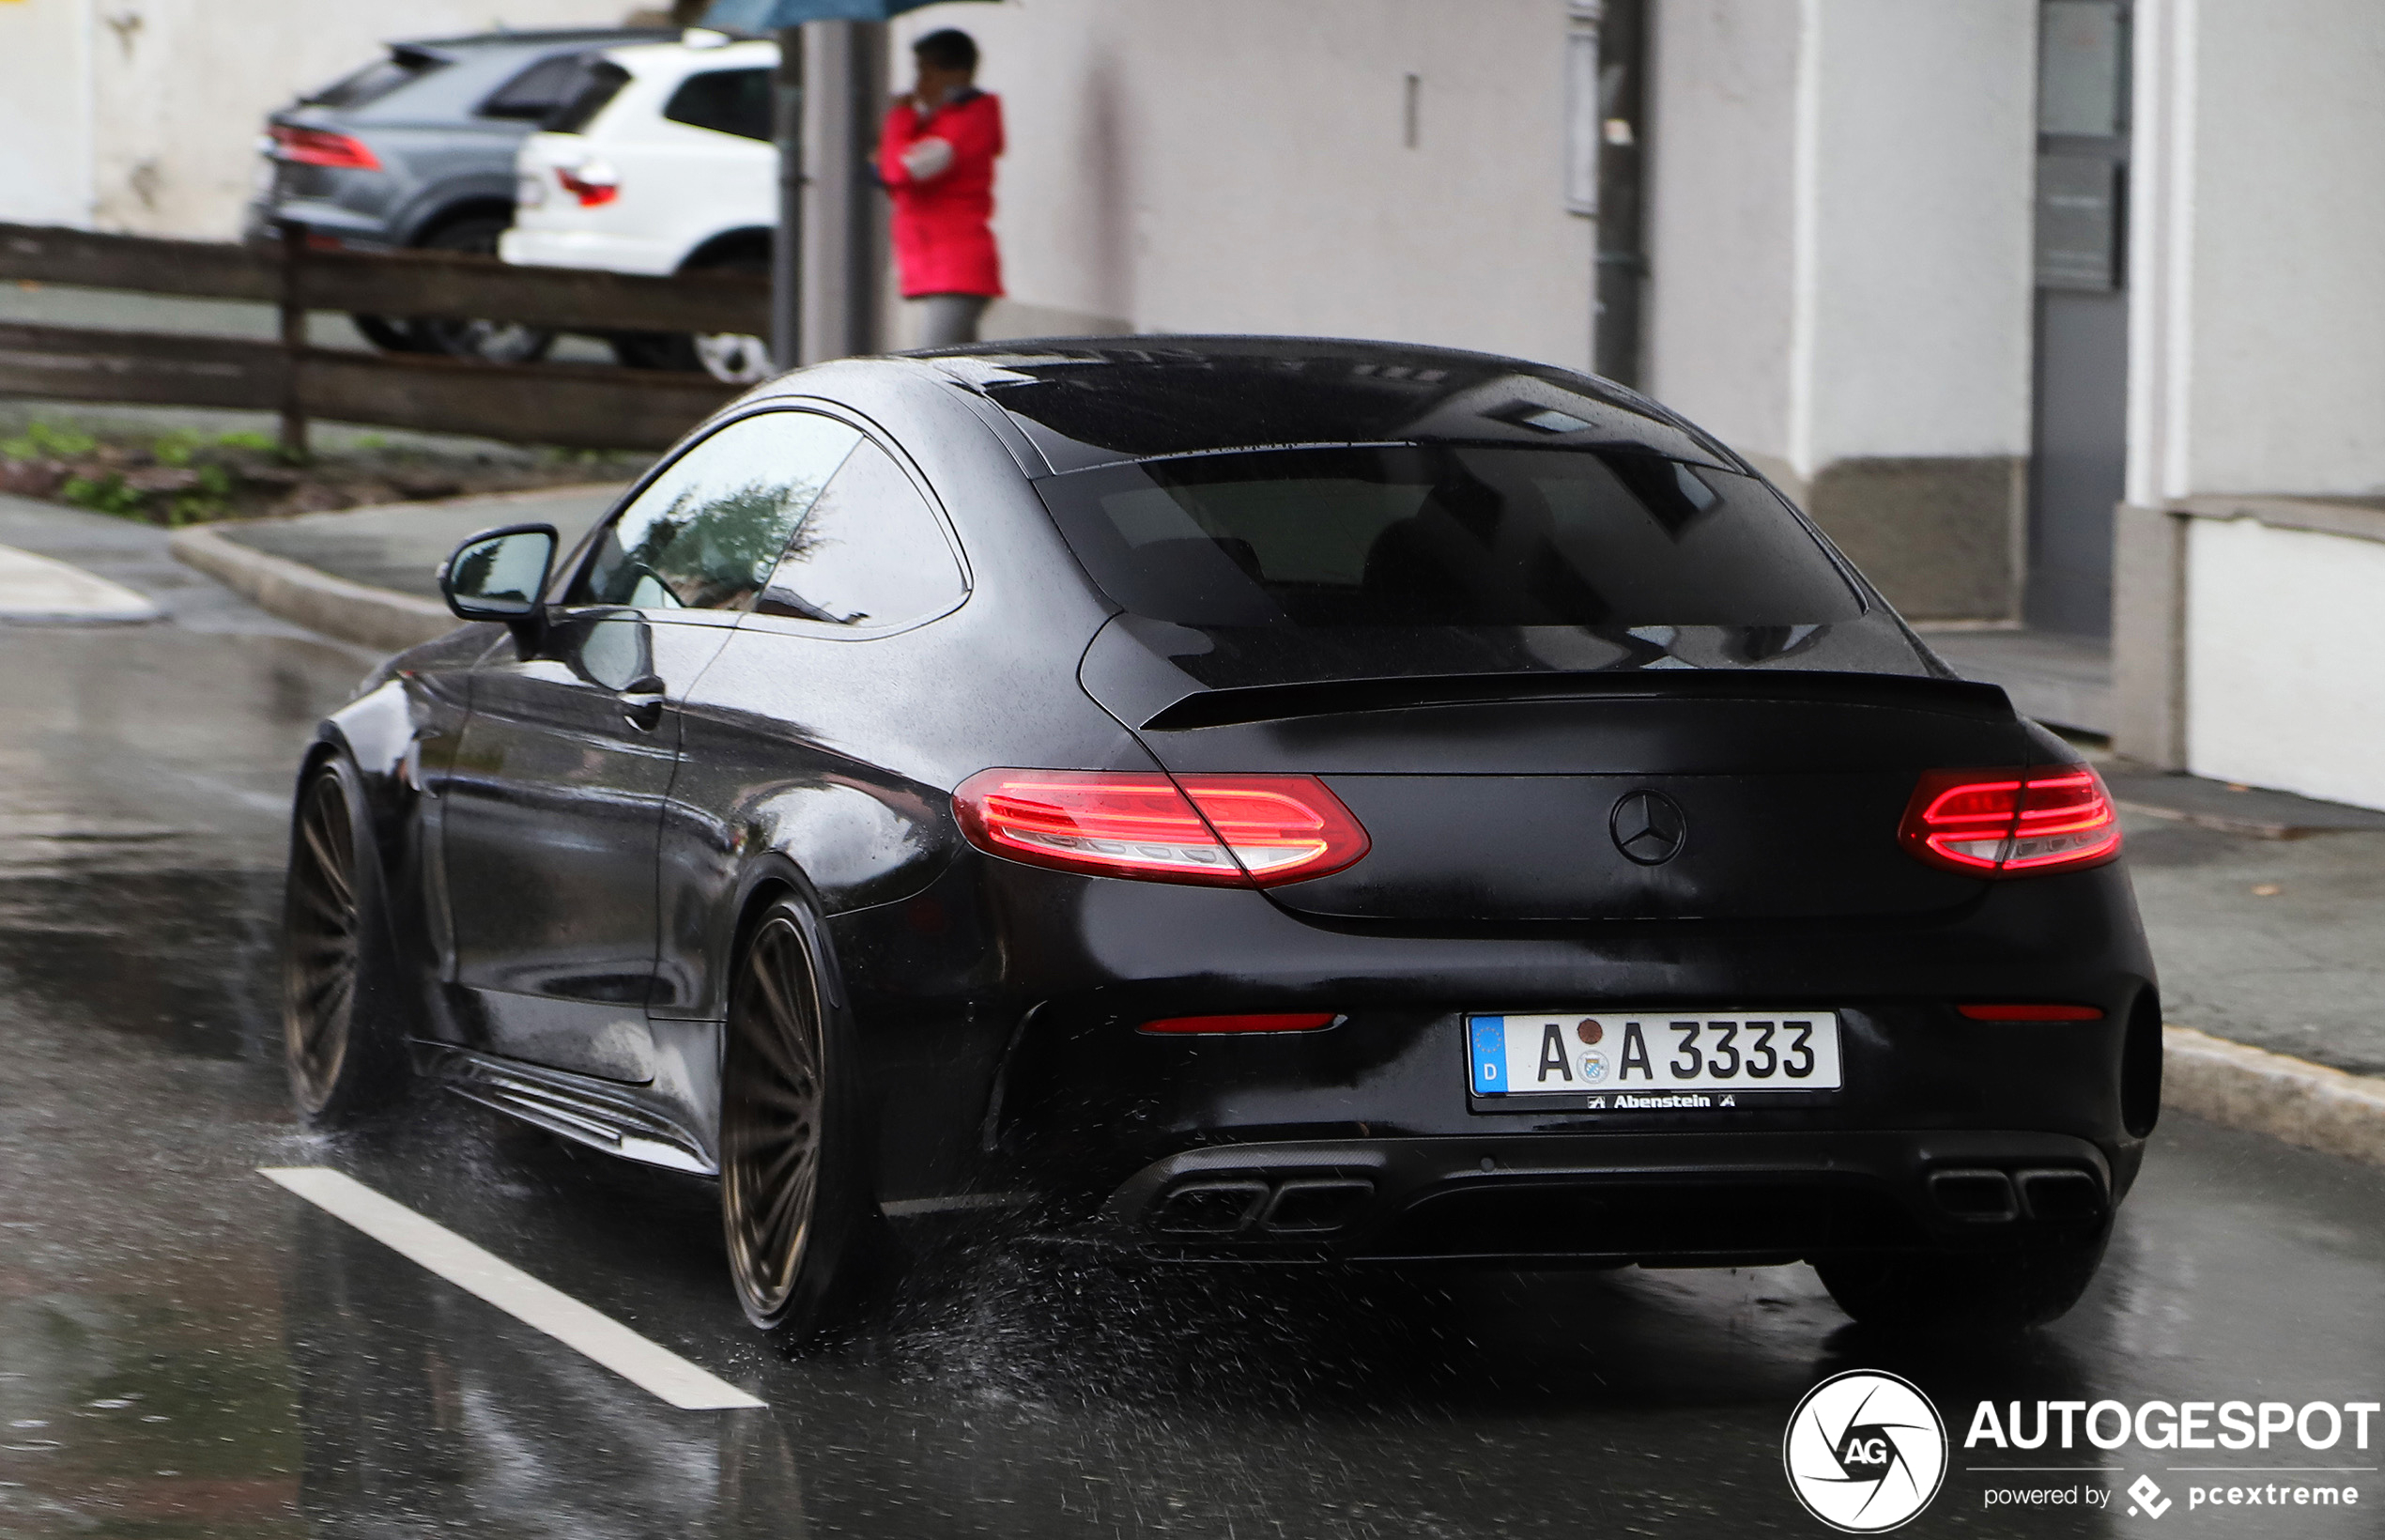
0, 222, 775, 453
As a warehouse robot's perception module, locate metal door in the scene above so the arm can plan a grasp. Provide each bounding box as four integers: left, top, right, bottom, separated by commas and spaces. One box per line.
2026, 0, 2132, 636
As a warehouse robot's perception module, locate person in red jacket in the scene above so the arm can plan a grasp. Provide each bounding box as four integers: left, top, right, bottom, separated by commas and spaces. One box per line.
879, 29, 1003, 346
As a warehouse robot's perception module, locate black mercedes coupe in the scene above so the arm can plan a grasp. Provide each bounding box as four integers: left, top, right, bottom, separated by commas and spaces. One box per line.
282, 337, 2159, 1336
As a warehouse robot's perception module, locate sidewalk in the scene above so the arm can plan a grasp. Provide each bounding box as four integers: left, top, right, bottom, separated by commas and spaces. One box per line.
169, 484, 623, 651
34, 485, 2385, 1164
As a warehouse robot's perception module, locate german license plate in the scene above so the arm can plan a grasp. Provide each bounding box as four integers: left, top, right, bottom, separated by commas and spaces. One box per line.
1468, 1009, 1842, 1106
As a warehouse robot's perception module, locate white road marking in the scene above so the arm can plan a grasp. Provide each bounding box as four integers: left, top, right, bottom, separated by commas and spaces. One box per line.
258, 1167, 764, 1410
0, 543, 161, 624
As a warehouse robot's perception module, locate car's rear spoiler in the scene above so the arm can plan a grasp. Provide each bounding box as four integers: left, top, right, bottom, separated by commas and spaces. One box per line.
1137, 669, 2015, 732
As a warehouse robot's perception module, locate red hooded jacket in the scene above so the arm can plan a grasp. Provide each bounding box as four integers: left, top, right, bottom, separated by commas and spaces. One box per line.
878, 89, 1004, 298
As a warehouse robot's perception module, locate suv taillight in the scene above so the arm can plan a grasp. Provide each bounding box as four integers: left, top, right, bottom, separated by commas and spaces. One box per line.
269, 125, 381, 171
556, 160, 619, 207
1899, 765, 2122, 876
953, 769, 1370, 887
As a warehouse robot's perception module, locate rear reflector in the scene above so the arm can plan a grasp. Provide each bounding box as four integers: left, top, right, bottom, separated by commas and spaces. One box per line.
269, 124, 381, 171
953, 769, 1369, 886
1956, 1003, 2106, 1022
1899, 764, 2122, 876
1138, 1012, 1341, 1035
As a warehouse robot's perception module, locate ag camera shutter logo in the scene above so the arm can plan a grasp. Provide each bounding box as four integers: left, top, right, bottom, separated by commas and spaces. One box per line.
1783, 1370, 1949, 1532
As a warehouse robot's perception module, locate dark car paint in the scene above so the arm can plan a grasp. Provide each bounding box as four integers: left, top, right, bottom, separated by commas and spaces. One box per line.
244, 30, 673, 251
307, 338, 2158, 1268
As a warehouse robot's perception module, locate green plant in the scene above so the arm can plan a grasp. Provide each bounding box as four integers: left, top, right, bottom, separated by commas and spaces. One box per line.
1, 420, 99, 460
160, 464, 237, 526
152, 428, 208, 467
213, 429, 277, 454
60, 473, 147, 518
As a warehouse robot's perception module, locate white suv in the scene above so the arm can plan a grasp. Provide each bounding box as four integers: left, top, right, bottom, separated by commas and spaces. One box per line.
502, 34, 777, 380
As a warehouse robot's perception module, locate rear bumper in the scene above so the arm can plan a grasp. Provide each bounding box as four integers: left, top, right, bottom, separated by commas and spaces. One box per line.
499, 225, 680, 276
1098, 1129, 2116, 1265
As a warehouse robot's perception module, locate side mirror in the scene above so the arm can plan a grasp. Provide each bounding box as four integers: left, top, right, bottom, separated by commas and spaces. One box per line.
439, 523, 558, 645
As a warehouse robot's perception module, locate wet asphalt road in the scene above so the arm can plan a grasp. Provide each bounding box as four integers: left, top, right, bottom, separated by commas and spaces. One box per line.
2, 534, 2382, 1538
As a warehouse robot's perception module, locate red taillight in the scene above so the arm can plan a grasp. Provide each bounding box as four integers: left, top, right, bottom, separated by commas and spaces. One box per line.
1899, 764, 2121, 876
1139, 1012, 1341, 1035
952, 769, 1370, 886
1956, 1004, 2106, 1022
270, 124, 381, 171
555, 161, 618, 207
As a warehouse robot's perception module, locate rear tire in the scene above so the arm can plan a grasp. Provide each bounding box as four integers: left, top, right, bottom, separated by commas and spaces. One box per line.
1816, 1227, 2110, 1332
610, 252, 773, 382
412, 217, 556, 364
351, 313, 429, 354
282, 758, 408, 1126
719, 897, 880, 1337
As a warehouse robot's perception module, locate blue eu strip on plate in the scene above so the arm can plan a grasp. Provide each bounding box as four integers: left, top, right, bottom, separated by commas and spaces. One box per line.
1469, 1015, 1508, 1096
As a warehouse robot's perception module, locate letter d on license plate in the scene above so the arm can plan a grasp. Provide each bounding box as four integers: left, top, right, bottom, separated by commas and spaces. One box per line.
1469, 1009, 1842, 1100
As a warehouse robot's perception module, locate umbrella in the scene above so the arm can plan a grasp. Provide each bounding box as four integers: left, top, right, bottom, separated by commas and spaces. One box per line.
700, 0, 983, 29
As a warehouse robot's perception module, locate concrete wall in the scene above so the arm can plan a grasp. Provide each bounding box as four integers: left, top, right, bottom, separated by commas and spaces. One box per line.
0, 0, 97, 227
2184, 516, 2385, 811
2116, 0, 2385, 801
0, 0, 623, 239
890, 0, 1596, 371
1647, 0, 2038, 620
2127, 0, 2385, 504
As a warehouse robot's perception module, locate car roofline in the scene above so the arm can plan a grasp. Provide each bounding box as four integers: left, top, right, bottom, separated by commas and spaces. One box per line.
592, 38, 781, 71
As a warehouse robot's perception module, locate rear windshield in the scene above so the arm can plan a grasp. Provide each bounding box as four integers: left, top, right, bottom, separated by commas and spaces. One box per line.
305, 48, 446, 109
544, 59, 631, 133
1035, 445, 1862, 628
663, 69, 774, 142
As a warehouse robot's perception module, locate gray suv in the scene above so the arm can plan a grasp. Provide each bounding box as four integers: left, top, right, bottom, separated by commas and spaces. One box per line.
243, 27, 671, 361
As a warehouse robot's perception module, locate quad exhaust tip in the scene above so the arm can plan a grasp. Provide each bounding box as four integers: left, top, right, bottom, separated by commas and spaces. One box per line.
1928, 1166, 2105, 1224
1151, 1176, 1377, 1237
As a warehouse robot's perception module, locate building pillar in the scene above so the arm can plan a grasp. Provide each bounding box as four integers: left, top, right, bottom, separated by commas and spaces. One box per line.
1646, 0, 2039, 622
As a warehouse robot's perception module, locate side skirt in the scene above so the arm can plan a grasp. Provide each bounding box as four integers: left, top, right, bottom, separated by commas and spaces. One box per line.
417, 1042, 718, 1176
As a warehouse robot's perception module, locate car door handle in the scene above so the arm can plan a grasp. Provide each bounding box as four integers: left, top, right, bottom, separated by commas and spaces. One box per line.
620, 674, 667, 733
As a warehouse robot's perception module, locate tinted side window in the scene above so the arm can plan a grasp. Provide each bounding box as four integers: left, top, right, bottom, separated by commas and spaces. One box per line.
573, 412, 863, 611
663, 69, 773, 142
480, 53, 592, 120
545, 60, 631, 133
757, 440, 965, 630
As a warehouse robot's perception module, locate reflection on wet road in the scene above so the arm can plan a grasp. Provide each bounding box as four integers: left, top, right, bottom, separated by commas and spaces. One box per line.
2, 602, 2380, 1538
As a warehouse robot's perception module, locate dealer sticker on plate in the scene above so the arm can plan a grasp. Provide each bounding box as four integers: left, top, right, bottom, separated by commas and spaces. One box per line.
1468, 1009, 1842, 1106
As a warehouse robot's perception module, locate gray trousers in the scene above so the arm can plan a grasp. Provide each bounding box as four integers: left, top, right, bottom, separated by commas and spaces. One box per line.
913, 293, 991, 348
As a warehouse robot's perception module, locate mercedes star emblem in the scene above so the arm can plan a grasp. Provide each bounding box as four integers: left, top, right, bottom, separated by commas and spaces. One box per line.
1610, 789, 1687, 866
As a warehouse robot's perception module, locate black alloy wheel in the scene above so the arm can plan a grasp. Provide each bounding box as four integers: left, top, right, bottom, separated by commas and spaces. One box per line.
719, 900, 872, 1334
282, 762, 402, 1123
413, 217, 557, 364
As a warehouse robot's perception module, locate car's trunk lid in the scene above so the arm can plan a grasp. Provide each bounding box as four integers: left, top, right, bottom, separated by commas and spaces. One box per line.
1081, 616, 2032, 922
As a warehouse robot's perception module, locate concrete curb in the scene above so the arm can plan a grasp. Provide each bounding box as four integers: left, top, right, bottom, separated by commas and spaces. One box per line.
170, 521, 455, 653
2164, 1024, 2385, 1166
